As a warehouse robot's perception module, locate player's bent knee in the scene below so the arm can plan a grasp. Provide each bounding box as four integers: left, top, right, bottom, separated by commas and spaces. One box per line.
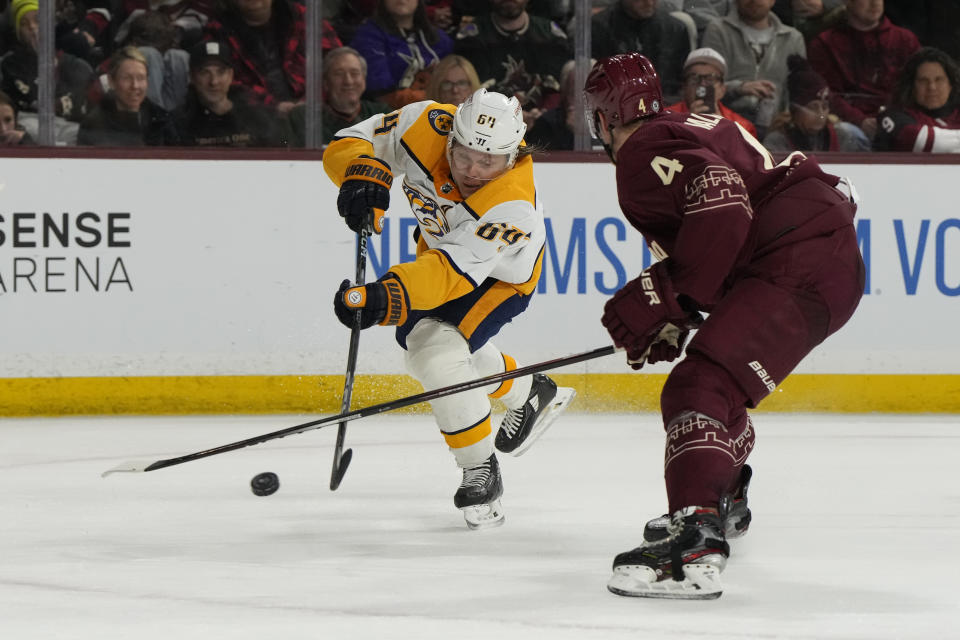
405, 318, 473, 389
661, 354, 750, 426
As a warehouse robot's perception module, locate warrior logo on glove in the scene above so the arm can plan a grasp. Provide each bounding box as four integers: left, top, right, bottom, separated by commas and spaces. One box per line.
334, 275, 409, 330
338, 156, 394, 234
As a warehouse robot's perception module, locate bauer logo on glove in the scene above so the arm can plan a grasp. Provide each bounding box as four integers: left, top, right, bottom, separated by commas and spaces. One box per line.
640, 273, 661, 305
601, 262, 701, 370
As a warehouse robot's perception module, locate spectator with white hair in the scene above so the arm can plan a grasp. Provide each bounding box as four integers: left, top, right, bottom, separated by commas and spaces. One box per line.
285, 46, 391, 147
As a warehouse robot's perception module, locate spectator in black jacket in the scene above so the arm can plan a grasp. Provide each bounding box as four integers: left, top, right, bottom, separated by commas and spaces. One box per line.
525, 58, 599, 150
77, 46, 180, 146
454, 0, 571, 128
174, 40, 285, 146
589, 0, 691, 104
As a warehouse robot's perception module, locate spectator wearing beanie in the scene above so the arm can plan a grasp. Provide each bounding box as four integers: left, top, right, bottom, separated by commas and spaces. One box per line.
666, 47, 759, 139
763, 54, 870, 152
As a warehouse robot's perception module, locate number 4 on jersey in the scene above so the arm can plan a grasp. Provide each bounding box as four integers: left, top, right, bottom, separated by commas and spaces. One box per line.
651, 156, 684, 185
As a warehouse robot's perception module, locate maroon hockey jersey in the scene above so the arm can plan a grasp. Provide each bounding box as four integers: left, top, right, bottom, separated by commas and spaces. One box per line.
614, 111, 854, 308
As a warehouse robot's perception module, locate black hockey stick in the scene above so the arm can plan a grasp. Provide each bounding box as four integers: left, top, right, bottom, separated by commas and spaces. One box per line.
329, 229, 368, 491
101, 344, 617, 477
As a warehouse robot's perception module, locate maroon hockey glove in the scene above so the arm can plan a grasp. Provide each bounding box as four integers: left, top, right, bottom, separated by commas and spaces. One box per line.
334, 274, 409, 329
601, 262, 701, 370
338, 156, 393, 234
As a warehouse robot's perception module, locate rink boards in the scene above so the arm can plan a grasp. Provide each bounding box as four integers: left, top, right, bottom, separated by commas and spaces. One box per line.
1, 154, 957, 414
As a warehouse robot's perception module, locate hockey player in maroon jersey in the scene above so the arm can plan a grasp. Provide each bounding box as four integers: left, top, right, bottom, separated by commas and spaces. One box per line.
583, 52, 865, 599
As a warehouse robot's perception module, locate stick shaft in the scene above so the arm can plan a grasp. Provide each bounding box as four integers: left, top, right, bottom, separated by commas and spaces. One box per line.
329, 231, 367, 489
140, 345, 616, 472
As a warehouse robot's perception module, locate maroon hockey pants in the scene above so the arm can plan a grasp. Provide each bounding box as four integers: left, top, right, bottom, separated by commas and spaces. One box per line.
660, 221, 865, 513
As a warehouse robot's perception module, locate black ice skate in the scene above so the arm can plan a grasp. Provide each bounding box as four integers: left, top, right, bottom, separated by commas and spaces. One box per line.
454, 454, 504, 530
608, 507, 730, 600
643, 465, 753, 543
720, 464, 752, 539
495, 374, 576, 456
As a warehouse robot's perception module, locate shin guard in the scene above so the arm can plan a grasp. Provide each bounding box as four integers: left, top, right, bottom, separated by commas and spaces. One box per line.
405, 319, 493, 467
664, 411, 755, 514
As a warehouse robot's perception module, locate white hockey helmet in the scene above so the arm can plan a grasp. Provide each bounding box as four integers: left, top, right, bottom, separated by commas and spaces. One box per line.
449, 88, 527, 166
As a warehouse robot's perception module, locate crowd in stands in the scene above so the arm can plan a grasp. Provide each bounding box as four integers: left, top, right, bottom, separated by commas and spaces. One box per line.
0, 0, 957, 153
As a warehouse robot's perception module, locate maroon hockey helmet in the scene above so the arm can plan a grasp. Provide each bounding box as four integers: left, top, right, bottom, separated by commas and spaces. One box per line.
583, 53, 663, 137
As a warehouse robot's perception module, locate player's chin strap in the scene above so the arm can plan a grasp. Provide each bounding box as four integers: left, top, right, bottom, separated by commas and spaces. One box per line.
595, 112, 618, 164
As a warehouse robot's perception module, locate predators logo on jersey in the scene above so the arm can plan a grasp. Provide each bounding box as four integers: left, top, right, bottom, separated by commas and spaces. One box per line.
428, 109, 454, 135
324, 100, 546, 307
404, 183, 453, 239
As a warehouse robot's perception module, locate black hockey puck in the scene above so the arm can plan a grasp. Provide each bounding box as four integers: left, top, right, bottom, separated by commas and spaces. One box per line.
251, 472, 280, 496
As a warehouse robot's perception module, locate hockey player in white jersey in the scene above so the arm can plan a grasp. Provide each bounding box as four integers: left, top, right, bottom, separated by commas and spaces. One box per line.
324, 88, 575, 529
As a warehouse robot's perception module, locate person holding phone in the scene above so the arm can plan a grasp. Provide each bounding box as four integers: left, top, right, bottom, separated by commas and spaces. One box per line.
666, 47, 758, 138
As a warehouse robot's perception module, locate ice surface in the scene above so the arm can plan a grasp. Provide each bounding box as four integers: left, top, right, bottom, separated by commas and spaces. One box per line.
2, 413, 958, 639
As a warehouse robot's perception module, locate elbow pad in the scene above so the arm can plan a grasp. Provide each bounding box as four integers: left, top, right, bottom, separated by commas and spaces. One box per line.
914, 125, 960, 153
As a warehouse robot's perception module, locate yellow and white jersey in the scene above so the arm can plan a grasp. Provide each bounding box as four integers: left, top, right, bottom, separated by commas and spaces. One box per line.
323, 101, 545, 312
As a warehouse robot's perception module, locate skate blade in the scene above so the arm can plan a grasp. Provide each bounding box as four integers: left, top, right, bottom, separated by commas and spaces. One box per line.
509, 387, 576, 458
607, 564, 723, 600
462, 499, 505, 530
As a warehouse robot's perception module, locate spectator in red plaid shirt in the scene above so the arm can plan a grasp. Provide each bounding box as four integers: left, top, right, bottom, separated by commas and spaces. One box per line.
807, 0, 920, 140
323, 16, 345, 50
204, 0, 342, 114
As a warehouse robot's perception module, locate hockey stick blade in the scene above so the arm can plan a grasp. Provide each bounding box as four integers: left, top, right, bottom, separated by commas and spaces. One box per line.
101, 345, 617, 476
329, 447, 353, 490
101, 461, 154, 477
